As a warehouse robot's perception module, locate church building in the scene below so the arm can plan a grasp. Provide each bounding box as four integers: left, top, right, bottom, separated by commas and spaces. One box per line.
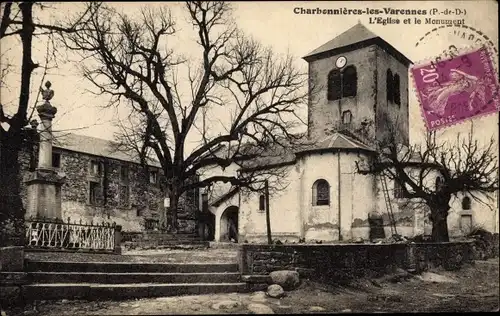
204, 23, 499, 243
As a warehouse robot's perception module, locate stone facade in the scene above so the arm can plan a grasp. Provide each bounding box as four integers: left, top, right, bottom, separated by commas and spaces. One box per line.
19, 135, 199, 233
306, 28, 409, 145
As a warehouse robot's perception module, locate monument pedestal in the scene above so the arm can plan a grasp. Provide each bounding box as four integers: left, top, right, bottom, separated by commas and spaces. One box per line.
23, 81, 65, 222
25, 169, 65, 221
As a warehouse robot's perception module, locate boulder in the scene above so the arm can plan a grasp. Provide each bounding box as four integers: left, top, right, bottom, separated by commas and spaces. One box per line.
247, 303, 275, 314
269, 270, 300, 290
266, 284, 285, 298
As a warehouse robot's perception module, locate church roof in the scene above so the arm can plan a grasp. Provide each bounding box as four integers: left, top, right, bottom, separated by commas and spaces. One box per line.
53, 133, 162, 168
236, 132, 376, 172
303, 23, 412, 66
304, 23, 377, 59
295, 132, 376, 156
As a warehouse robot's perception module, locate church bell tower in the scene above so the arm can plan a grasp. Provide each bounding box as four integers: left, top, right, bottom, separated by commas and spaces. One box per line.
303, 23, 412, 146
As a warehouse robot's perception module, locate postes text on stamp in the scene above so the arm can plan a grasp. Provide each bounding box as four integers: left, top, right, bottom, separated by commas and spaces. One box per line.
411, 46, 500, 131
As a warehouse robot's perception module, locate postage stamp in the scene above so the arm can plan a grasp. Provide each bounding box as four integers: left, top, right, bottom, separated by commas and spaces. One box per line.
411, 46, 500, 131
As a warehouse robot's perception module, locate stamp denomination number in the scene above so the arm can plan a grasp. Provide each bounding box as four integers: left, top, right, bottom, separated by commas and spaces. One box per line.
420, 68, 439, 83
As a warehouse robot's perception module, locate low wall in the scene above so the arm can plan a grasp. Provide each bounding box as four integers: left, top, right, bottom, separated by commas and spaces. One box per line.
239, 242, 475, 283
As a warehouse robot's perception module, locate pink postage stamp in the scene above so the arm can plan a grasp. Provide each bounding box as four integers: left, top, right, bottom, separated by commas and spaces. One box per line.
411, 46, 500, 131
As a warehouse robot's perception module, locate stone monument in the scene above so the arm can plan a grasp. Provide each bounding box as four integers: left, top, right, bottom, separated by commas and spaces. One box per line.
25, 81, 65, 221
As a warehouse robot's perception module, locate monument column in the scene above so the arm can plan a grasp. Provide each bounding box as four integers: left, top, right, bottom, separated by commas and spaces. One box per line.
25, 81, 65, 221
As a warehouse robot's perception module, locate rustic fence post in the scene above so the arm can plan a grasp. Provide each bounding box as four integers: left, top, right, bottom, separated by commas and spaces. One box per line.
114, 225, 122, 254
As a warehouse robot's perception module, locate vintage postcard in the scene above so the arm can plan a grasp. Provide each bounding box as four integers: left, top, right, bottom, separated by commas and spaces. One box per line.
0, 1, 498, 314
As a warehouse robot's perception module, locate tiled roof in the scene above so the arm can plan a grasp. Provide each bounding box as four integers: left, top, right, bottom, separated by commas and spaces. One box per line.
303, 23, 412, 65
210, 187, 239, 207
235, 132, 375, 171
53, 133, 162, 167
304, 23, 378, 59
296, 132, 376, 155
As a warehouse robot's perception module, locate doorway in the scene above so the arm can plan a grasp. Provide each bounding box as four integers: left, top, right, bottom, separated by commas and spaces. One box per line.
220, 206, 239, 242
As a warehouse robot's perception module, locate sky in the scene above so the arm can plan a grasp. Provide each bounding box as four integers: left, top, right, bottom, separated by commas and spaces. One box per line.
1, 1, 499, 154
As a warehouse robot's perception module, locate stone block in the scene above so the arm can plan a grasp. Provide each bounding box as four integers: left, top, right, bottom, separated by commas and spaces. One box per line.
269, 270, 300, 290
0, 246, 24, 272
241, 274, 272, 284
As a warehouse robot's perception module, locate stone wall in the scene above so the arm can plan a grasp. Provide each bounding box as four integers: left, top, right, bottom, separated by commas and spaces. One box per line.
239, 242, 475, 283
19, 145, 199, 233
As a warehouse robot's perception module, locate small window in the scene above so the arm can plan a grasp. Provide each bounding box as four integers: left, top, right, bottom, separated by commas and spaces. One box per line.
149, 170, 158, 184
386, 69, 394, 103
52, 152, 61, 168
462, 196, 471, 210
259, 195, 266, 212
120, 166, 129, 183
342, 110, 352, 124
393, 74, 401, 106
313, 179, 330, 206
89, 181, 101, 205
136, 208, 142, 217
342, 66, 357, 97
327, 70, 342, 101
90, 160, 102, 176
119, 185, 130, 207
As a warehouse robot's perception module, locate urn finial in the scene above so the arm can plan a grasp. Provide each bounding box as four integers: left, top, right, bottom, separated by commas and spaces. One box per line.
41, 81, 55, 103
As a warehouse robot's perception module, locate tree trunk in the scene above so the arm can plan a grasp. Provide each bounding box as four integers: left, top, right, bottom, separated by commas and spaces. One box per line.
430, 205, 450, 242
0, 135, 25, 246
168, 186, 179, 234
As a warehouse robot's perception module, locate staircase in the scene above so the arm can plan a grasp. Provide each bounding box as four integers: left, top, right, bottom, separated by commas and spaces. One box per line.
123, 232, 210, 250
22, 259, 247, 301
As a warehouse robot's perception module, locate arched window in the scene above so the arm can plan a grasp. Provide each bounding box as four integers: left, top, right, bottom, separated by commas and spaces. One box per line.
327, 70, 342, 101
462, 196, 471, 210
435, 176, 444, 191
386, 69, 394, 103
342, 110, 352, 124
259, 195, 266, 212
342, 66, 357, 97
393, 74, 401, 106
312, 179, 330, 206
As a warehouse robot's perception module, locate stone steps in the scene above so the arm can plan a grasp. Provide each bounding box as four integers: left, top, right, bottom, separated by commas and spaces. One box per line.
28, 271, 241, 284
122, 233, 210, 250
20, 260, 247, 301
26, 260, 239, 273
23, 282, 248, 301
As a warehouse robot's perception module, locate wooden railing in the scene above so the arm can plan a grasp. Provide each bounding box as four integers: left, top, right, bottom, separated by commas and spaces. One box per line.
25, 216, 120, 252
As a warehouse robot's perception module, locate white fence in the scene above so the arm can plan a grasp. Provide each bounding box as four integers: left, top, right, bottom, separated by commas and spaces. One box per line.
25, 217, 116, 251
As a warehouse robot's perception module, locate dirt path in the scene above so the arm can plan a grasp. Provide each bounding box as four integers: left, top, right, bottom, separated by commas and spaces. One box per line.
7, 258, 499, 314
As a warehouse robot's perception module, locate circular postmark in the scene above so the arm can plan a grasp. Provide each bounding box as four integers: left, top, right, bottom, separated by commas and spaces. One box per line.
415, 24, 498, 56
412, 24, 499, 131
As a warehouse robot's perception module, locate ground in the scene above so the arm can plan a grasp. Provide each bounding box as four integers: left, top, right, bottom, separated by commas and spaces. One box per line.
6, 250, 499, 315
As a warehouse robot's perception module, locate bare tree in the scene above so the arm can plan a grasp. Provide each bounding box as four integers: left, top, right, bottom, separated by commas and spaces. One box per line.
0, 2, 95, 246
357, 123, 499, 242
62, 1, 308, 232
